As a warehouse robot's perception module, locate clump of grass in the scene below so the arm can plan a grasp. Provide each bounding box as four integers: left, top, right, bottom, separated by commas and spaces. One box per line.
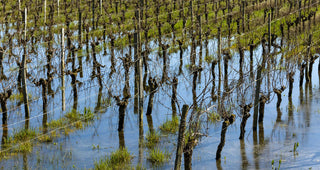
94, 148, 132, 169
65, 109, 81, 121
293, 142, 299, 152
47, 119, 66, 129
12, 128, 37, 142
159, 117, 179, 133
145, 131, 161, 148
38, 134, 53, 143
208, 111, 221, 123
15, 142, 32, 152
65, 107, 95, 122
147, 148, 170, 165
1, 128, 38, 155
83, 107, 95, 121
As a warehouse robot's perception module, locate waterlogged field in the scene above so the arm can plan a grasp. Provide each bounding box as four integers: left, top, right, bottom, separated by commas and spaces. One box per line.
0, 0, 320, 169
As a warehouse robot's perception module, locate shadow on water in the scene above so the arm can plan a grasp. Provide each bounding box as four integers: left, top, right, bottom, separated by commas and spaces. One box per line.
253, 130, 259, 170
240, 139, 248, 170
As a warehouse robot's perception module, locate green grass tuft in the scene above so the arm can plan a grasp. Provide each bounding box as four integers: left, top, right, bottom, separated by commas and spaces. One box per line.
94, 148, 132, 170
145, 131, 161, 148
147, 148, 170, 165
159, 117, 179, 134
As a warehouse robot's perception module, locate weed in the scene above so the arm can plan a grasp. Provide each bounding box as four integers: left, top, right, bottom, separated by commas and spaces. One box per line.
12, 128, 37, 142
145, 131, 161, 148
16, 142, 32, 153
147, 148, 170, 165
38, 135, 53, 143
94, 148, 132, 169
83, 107, 95, 121
47, 119, 66, 129
65, 109, 81, 121
159, 117, 179, 134
278, 160, 282, 169
65, 108, 95, 122
293, 142, 299, 152
92, 144, 100, 150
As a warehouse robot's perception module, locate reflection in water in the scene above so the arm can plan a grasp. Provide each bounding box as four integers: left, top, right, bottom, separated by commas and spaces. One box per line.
258, 123, 264, 145
23, 152, 28, 170
271, 107, 283, 137
94, 86, 103, 113
240, 140, 248, 170
305, 82, 309, 104
216, 158, 222, 170
253, 130, 259, 169
308, 80, 312, 99
138, 113, 144, 166
305, 83, 311, 128
299, 87, 304, 104
287, 98, 294, 127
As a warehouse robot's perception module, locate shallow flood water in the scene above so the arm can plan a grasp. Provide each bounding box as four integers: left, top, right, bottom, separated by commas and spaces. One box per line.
1, 33, 320, 169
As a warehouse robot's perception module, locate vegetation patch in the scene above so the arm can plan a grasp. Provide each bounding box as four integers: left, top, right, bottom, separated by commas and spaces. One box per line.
0, 108, 96, 161
0, 128, 38, 159
159, 117, 179, 134
147, 148, 170, 165
94, 148, 132, 170
145, 131, 161, 148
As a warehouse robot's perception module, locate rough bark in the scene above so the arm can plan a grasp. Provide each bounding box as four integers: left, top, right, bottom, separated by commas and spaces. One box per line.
174, 105, 189, 170
0, 90, 12, 125
171, 77, 178, 117
274, 86, 286, 108
258, 95, 268, 123
239, 104, 253, 140
146, 77, 158, 115
216, 114, 235, 160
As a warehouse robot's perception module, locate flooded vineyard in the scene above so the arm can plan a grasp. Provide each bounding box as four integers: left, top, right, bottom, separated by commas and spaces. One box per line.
1, 0, 320, 169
